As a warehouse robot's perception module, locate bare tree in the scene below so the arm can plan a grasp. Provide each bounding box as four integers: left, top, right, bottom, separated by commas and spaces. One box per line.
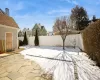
54, 16, 70, 50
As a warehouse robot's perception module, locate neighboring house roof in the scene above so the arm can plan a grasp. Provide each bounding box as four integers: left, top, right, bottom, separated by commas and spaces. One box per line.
32, 23, 40, 30
32, 23, 47, 36
32, 24, 45, 30
0, 9, 19, 28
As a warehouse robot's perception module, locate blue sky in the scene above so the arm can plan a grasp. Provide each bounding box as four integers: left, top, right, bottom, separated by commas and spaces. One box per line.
0, 0, 100, 31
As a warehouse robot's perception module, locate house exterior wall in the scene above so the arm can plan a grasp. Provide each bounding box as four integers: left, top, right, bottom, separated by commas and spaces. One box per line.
0, 25, 18, 51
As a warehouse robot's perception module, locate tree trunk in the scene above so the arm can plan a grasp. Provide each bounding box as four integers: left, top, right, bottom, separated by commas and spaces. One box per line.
63, 40, 65, 50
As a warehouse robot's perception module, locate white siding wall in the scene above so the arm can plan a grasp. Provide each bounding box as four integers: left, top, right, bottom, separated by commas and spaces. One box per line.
0, 25, 18, 50
19, 34, 84, 50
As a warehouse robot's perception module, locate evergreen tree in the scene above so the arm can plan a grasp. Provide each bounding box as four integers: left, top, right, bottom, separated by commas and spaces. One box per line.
23, 32, 28, 45
70, 5, 89, 30
92, 15, 96, 22
34, 29, 39, 46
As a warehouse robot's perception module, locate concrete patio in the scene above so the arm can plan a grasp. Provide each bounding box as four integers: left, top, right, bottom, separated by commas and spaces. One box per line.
0, 53, 52, 80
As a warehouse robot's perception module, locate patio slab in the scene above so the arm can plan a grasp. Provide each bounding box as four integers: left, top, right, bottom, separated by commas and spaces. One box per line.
0, 54, 51, 80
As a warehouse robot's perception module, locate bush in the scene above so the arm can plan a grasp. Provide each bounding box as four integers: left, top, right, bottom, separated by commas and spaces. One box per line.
34, 29, 39, 46
83, 20, 100, 67
19, 40, 23, 46
23, 32, 28, 45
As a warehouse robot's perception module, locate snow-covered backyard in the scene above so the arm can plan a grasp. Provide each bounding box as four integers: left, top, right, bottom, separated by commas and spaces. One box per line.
20, 46, 100, 80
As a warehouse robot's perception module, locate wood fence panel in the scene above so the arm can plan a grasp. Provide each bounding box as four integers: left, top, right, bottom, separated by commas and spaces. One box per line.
0, 40, 5, 53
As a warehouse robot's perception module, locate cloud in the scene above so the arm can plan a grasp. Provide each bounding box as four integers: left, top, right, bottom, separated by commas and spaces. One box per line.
14, 14, 35, 29
13, 13, 55, 31
61, 0, 79, 5
14, 8, 71, 31
47, 9, 70, 14
1, 0, 100, 32
47, 8, 71, 17
72, 1, 79, 5
0, 0, 24, 16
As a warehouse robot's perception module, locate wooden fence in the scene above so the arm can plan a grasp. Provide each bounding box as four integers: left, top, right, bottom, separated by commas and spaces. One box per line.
0, 40, 5, 54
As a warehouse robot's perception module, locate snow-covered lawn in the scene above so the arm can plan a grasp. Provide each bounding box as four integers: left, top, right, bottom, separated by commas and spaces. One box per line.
20, 46, 100, 80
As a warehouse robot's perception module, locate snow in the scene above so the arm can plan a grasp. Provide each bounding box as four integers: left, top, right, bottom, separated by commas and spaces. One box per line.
20, 46, 100, 80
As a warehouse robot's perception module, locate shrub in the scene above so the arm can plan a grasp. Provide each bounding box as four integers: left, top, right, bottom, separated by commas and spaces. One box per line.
23, 32, 28, 45
34, 29, 39, 46
83, 20, 100, 67
19, 40, 23, 46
